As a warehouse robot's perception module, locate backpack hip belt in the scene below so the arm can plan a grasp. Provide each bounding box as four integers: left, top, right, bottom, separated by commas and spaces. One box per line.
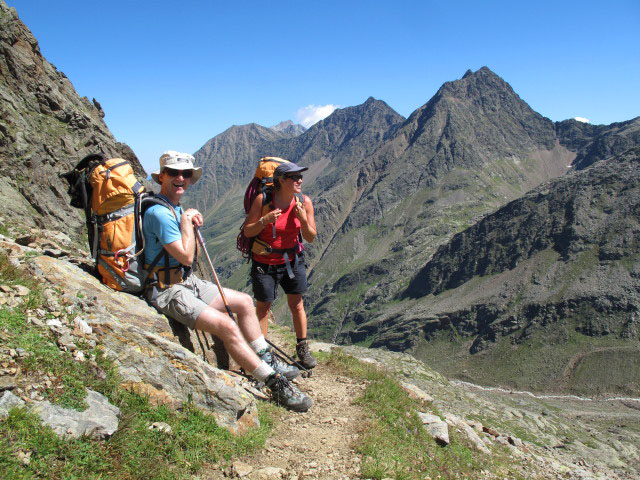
145, 264, 192, 289
251, 239, 300, 279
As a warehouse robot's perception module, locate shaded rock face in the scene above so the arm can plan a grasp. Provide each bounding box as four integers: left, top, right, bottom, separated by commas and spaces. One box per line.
404, 148, 640, 300
556, 117, 640, 170
347, 148, 640, 394
0, 1, 146, 239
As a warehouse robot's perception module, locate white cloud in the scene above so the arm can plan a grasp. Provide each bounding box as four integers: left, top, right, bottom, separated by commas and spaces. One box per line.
574, 117, 590, 123
295, 104, 340, 128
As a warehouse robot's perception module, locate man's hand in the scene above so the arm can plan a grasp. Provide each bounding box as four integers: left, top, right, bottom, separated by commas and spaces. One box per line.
183, 208, 204, 227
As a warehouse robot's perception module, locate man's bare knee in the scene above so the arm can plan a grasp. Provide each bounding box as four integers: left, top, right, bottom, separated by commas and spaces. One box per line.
233, 291, 255, 315
195, 308, 240, 339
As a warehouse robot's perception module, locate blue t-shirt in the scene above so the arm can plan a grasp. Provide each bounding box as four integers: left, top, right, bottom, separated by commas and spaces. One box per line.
142, 196, 183, 267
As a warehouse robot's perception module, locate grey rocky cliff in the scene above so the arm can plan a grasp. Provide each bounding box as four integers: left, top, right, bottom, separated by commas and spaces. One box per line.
556, 117, 640, 170
0, 1, 147, 240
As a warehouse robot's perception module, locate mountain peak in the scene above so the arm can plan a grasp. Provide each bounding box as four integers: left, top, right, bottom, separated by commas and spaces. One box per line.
270, 120, 306, 136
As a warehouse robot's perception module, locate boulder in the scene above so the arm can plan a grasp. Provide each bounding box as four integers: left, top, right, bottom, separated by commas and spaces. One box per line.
31, 389, 119, 439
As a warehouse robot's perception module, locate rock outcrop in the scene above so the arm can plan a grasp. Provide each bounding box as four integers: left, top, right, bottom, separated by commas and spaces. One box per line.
0, 0, 147, 239
1, 228, 259, 434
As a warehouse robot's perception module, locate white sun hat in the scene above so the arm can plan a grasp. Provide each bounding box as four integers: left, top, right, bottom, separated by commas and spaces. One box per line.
151, 150, 202, 184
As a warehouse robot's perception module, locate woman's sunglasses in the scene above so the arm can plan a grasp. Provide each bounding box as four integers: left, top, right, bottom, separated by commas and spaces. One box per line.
285, 174, 303, 182
163, 168, 193, 178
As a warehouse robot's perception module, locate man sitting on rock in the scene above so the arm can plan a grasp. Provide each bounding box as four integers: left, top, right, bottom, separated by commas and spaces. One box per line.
142, 150, 311, 412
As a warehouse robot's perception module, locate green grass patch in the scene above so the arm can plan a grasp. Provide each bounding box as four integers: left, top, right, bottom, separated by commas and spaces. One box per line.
0, 398, 274, 480
327, 351, 525, 479
0, 253, 44, 310
0, 308, 109, 410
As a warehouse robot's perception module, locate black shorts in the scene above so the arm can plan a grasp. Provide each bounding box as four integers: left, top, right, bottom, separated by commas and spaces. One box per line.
251, 254, 308, 303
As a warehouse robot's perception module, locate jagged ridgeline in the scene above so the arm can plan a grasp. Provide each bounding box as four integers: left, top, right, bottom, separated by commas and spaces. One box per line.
189, 67, 639, 395
0, 1, 147, 240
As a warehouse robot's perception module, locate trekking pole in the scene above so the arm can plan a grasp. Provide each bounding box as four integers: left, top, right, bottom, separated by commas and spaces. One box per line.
194, 227, 231, 369
195, 227, 312, 377
194, 227, 234, 321
266, 337, 312, 378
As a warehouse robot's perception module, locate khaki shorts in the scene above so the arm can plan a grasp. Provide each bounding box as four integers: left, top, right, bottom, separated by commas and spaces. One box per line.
146, 273, 220, 329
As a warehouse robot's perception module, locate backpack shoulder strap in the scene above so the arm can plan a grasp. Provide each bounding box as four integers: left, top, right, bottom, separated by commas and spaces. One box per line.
261, 187, 273, 206
141, 194, 179, 220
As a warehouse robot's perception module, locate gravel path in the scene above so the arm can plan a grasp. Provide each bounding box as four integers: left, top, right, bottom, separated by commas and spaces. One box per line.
202, 351, 369, 479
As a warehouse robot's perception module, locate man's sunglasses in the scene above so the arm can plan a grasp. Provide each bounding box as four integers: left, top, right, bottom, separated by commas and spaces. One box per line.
285, 174, 303, 181
163, 168, 193, 178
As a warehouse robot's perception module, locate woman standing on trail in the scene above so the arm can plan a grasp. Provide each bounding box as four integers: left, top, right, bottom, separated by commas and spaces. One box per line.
243, 161, 318, 369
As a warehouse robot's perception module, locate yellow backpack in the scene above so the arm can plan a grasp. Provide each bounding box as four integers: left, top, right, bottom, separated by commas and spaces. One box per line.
62, 154, 173, 292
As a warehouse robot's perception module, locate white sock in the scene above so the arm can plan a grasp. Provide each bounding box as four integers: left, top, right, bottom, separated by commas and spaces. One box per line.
251, 361, 275, 382
249, 335, 269, 354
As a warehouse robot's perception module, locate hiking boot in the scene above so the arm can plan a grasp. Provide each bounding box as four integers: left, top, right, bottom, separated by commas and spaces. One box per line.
265, 373, 312, 412
296, 340, 317, 369
259, 348, 300, 380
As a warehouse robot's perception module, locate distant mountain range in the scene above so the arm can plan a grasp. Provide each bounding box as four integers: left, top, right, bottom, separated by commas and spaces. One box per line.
2, 0, 638, 396
184, 68, 639, 395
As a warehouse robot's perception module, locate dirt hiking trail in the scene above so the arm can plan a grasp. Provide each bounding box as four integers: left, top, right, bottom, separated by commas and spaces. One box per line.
202, 343, 370, 479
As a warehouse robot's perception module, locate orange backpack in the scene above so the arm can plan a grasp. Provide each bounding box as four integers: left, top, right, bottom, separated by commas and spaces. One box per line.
62, 153, 174, 292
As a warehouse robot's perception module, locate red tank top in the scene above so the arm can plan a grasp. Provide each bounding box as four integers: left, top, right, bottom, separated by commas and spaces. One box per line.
253, 196, 303, 265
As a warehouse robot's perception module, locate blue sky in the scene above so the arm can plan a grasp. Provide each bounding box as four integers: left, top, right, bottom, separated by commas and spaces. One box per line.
9, 0, 640, 174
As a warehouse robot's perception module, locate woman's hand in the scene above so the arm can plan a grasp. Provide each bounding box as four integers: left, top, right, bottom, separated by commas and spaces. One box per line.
263, 208, 282, 224
294, 200, 307, 223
